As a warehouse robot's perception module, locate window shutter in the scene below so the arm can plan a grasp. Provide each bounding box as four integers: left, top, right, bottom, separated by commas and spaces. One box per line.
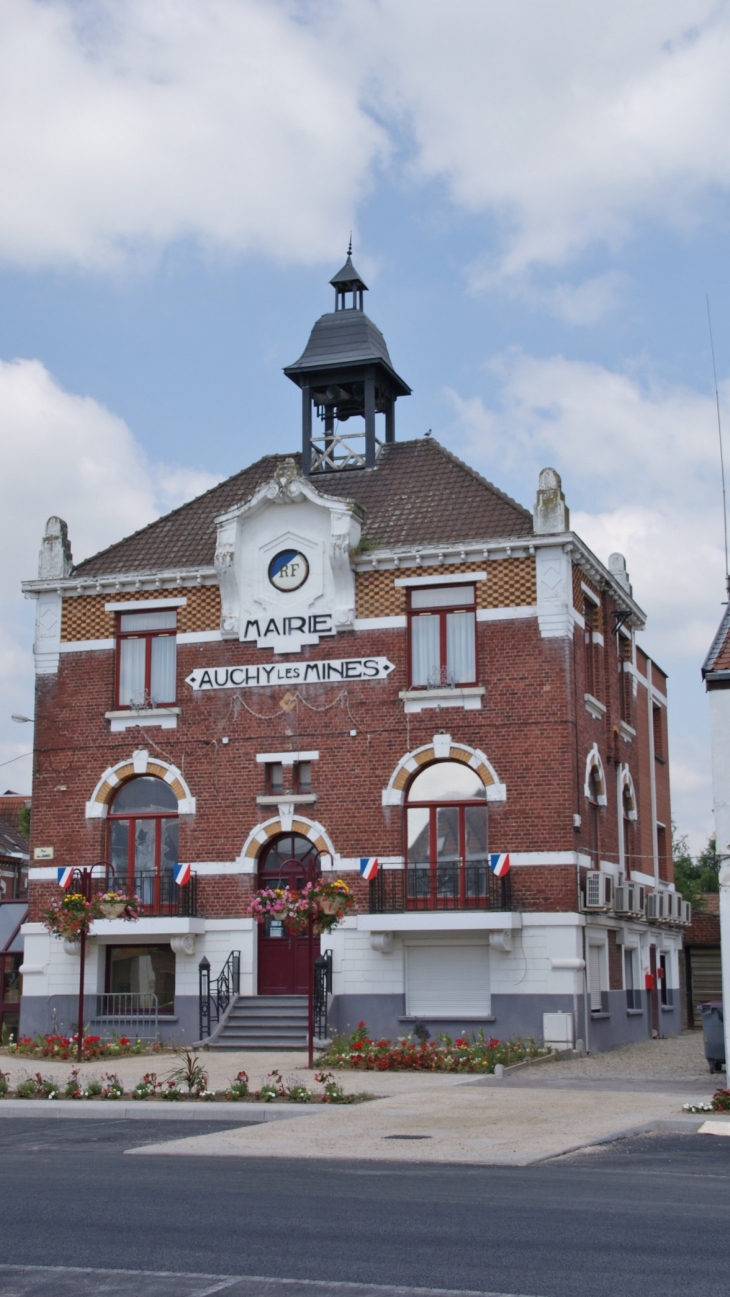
405, 944, 490, 1017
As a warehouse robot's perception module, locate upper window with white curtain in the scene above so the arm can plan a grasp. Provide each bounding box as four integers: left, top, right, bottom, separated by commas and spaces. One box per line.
408, 585, 476, 688
116, 610, 177, 708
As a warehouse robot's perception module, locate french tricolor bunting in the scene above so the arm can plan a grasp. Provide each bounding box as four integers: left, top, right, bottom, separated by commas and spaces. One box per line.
489, 853, 511, 877
359, 857, 380, 880
173, 863, 192, 886
56, 866, 74, 888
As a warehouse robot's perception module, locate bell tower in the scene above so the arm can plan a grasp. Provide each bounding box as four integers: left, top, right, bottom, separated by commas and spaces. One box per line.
284, 246, 411, 474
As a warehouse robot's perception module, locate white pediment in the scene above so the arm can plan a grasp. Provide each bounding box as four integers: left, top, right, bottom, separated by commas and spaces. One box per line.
214, 460, 363, 653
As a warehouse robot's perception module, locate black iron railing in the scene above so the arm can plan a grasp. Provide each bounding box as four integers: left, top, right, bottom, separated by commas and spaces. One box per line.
314, 949, 333, 1041
198, 950, 240, 1041
369, 862, 512, 913
107, 870, 197, 917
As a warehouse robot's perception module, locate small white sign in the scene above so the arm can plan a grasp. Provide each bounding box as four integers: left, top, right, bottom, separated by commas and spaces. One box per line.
34, 846, 54, 860
186, 657, 395, 692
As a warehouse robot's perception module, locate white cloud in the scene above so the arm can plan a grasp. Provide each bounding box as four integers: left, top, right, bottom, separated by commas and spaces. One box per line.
445, 349, 727, 849
3, 2, 730, 281
0, 357, 218, 789
0, 0, 386, 269
358, 0, 730, 279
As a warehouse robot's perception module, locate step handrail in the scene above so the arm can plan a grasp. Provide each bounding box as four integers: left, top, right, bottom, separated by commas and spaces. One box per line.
198, 951, 240, 1042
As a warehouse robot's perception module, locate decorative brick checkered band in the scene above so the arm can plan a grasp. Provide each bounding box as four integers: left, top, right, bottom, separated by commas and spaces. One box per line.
60, 586, 222, 642
355, 557, 537, 620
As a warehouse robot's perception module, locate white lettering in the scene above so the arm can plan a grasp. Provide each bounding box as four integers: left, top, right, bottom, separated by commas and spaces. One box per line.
186, 657, 395, 691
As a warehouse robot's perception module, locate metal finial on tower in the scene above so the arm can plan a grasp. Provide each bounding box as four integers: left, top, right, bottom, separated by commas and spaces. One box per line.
348, 233, 352, 257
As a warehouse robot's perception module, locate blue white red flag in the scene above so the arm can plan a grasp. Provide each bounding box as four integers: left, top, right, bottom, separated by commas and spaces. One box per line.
489, 853, 511, 877
359, 857, 380, 880
57, 866, 74, 888
173, 863, 192, 886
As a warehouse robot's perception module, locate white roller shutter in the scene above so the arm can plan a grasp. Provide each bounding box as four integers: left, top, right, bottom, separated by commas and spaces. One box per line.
405, 944, 490, 1017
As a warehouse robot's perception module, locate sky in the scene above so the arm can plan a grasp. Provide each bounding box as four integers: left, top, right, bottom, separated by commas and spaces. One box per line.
1, 0, 730, 853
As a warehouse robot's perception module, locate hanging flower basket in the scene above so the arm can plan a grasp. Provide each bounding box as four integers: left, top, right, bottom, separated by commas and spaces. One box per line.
43, 889, 140, 941
247, 878, 354, 935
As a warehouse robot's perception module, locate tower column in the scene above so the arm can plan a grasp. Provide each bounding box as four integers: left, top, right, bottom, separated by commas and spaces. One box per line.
385, 396, 395, 444
301, 385, 312, 476
364, 370, 376, 468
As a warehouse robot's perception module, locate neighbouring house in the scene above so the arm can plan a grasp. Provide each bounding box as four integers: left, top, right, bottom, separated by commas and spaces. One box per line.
682, 894, 721, 1027
0, 801, 29, 1040
18, 253, 689, 1052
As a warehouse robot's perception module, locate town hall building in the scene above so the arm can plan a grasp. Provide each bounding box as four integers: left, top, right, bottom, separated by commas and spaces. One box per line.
19, 253, 687, 1052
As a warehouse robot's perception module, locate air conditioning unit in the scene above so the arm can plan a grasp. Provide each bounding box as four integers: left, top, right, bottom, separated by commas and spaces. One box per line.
681, 899, 692, 925
614, 882, 645, 917
613, 884, 631, 915
665, 892, 680, 923
628, 883, 645, 916
647, 891, 665, 921
584, 871, 612, 910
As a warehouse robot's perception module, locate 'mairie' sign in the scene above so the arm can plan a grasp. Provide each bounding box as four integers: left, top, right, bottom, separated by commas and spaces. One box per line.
186, 657, 395, 691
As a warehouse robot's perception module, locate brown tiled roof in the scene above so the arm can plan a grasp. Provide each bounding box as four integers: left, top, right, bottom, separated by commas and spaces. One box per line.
74, 438, 534, 578
703, 603, 730, 676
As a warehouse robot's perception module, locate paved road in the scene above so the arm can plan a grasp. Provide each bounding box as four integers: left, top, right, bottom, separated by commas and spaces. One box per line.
0, 1119, 729, 1297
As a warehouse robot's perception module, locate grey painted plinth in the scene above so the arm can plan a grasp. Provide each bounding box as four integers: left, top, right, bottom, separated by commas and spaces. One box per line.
20, 995, 200, 1047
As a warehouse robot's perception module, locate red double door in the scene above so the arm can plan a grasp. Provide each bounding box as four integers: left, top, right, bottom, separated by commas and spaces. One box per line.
257, 834, 320, 996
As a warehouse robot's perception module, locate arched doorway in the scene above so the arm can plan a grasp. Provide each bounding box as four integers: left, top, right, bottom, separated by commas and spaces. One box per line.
257, 834, 321, 995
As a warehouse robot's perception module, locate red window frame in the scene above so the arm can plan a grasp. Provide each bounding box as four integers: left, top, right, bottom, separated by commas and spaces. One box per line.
107, 800, 178, 912
115, 613, 177, 710
583, 597, 600, 699
404, 790, 489, 910
407, 585, 477, 690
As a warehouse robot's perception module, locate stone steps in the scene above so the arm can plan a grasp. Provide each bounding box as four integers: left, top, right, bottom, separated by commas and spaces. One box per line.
209, 995, 309, 1050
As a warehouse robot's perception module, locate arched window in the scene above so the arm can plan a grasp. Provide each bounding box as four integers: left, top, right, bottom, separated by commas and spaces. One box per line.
258, 833, 320, 890
587, 769, 602, 866
108, 777, 178, 908
622, 786, 634, 871
405, 761, 489, 909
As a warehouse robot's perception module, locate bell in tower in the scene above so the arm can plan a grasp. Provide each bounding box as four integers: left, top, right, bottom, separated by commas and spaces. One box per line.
284, 246, 411, 474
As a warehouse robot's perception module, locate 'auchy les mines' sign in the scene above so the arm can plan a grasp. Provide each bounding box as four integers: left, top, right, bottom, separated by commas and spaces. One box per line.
186, 657, 395, 691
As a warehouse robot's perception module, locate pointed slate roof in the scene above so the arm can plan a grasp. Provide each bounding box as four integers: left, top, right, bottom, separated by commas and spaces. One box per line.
71, 438, 534, 579
329, 254, 368, 291
284, 310, 411, 394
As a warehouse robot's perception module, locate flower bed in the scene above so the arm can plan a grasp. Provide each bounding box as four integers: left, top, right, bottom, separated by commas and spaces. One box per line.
0, 1060, 367, 1105
317, 1021, 549, 1072
3, 1033, 167, 1060
683, 1089, 730, 1114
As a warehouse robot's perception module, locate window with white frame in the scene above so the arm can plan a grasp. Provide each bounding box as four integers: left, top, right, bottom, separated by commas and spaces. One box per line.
587, 942, 606, 1012
116, 610, 177, 708
624, 946, 640, 1010
408, 585, 476, 688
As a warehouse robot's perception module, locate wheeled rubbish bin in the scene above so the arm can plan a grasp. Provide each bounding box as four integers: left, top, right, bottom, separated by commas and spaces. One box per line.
701, 1001, 725, 1073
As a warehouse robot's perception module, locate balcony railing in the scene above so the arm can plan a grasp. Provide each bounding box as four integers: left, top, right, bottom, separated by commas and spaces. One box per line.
369, 862, 512, 913
105, 870, 197, 918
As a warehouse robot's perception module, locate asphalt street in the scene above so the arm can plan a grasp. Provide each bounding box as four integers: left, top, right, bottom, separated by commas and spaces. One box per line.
0, 1119, 728, 1297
